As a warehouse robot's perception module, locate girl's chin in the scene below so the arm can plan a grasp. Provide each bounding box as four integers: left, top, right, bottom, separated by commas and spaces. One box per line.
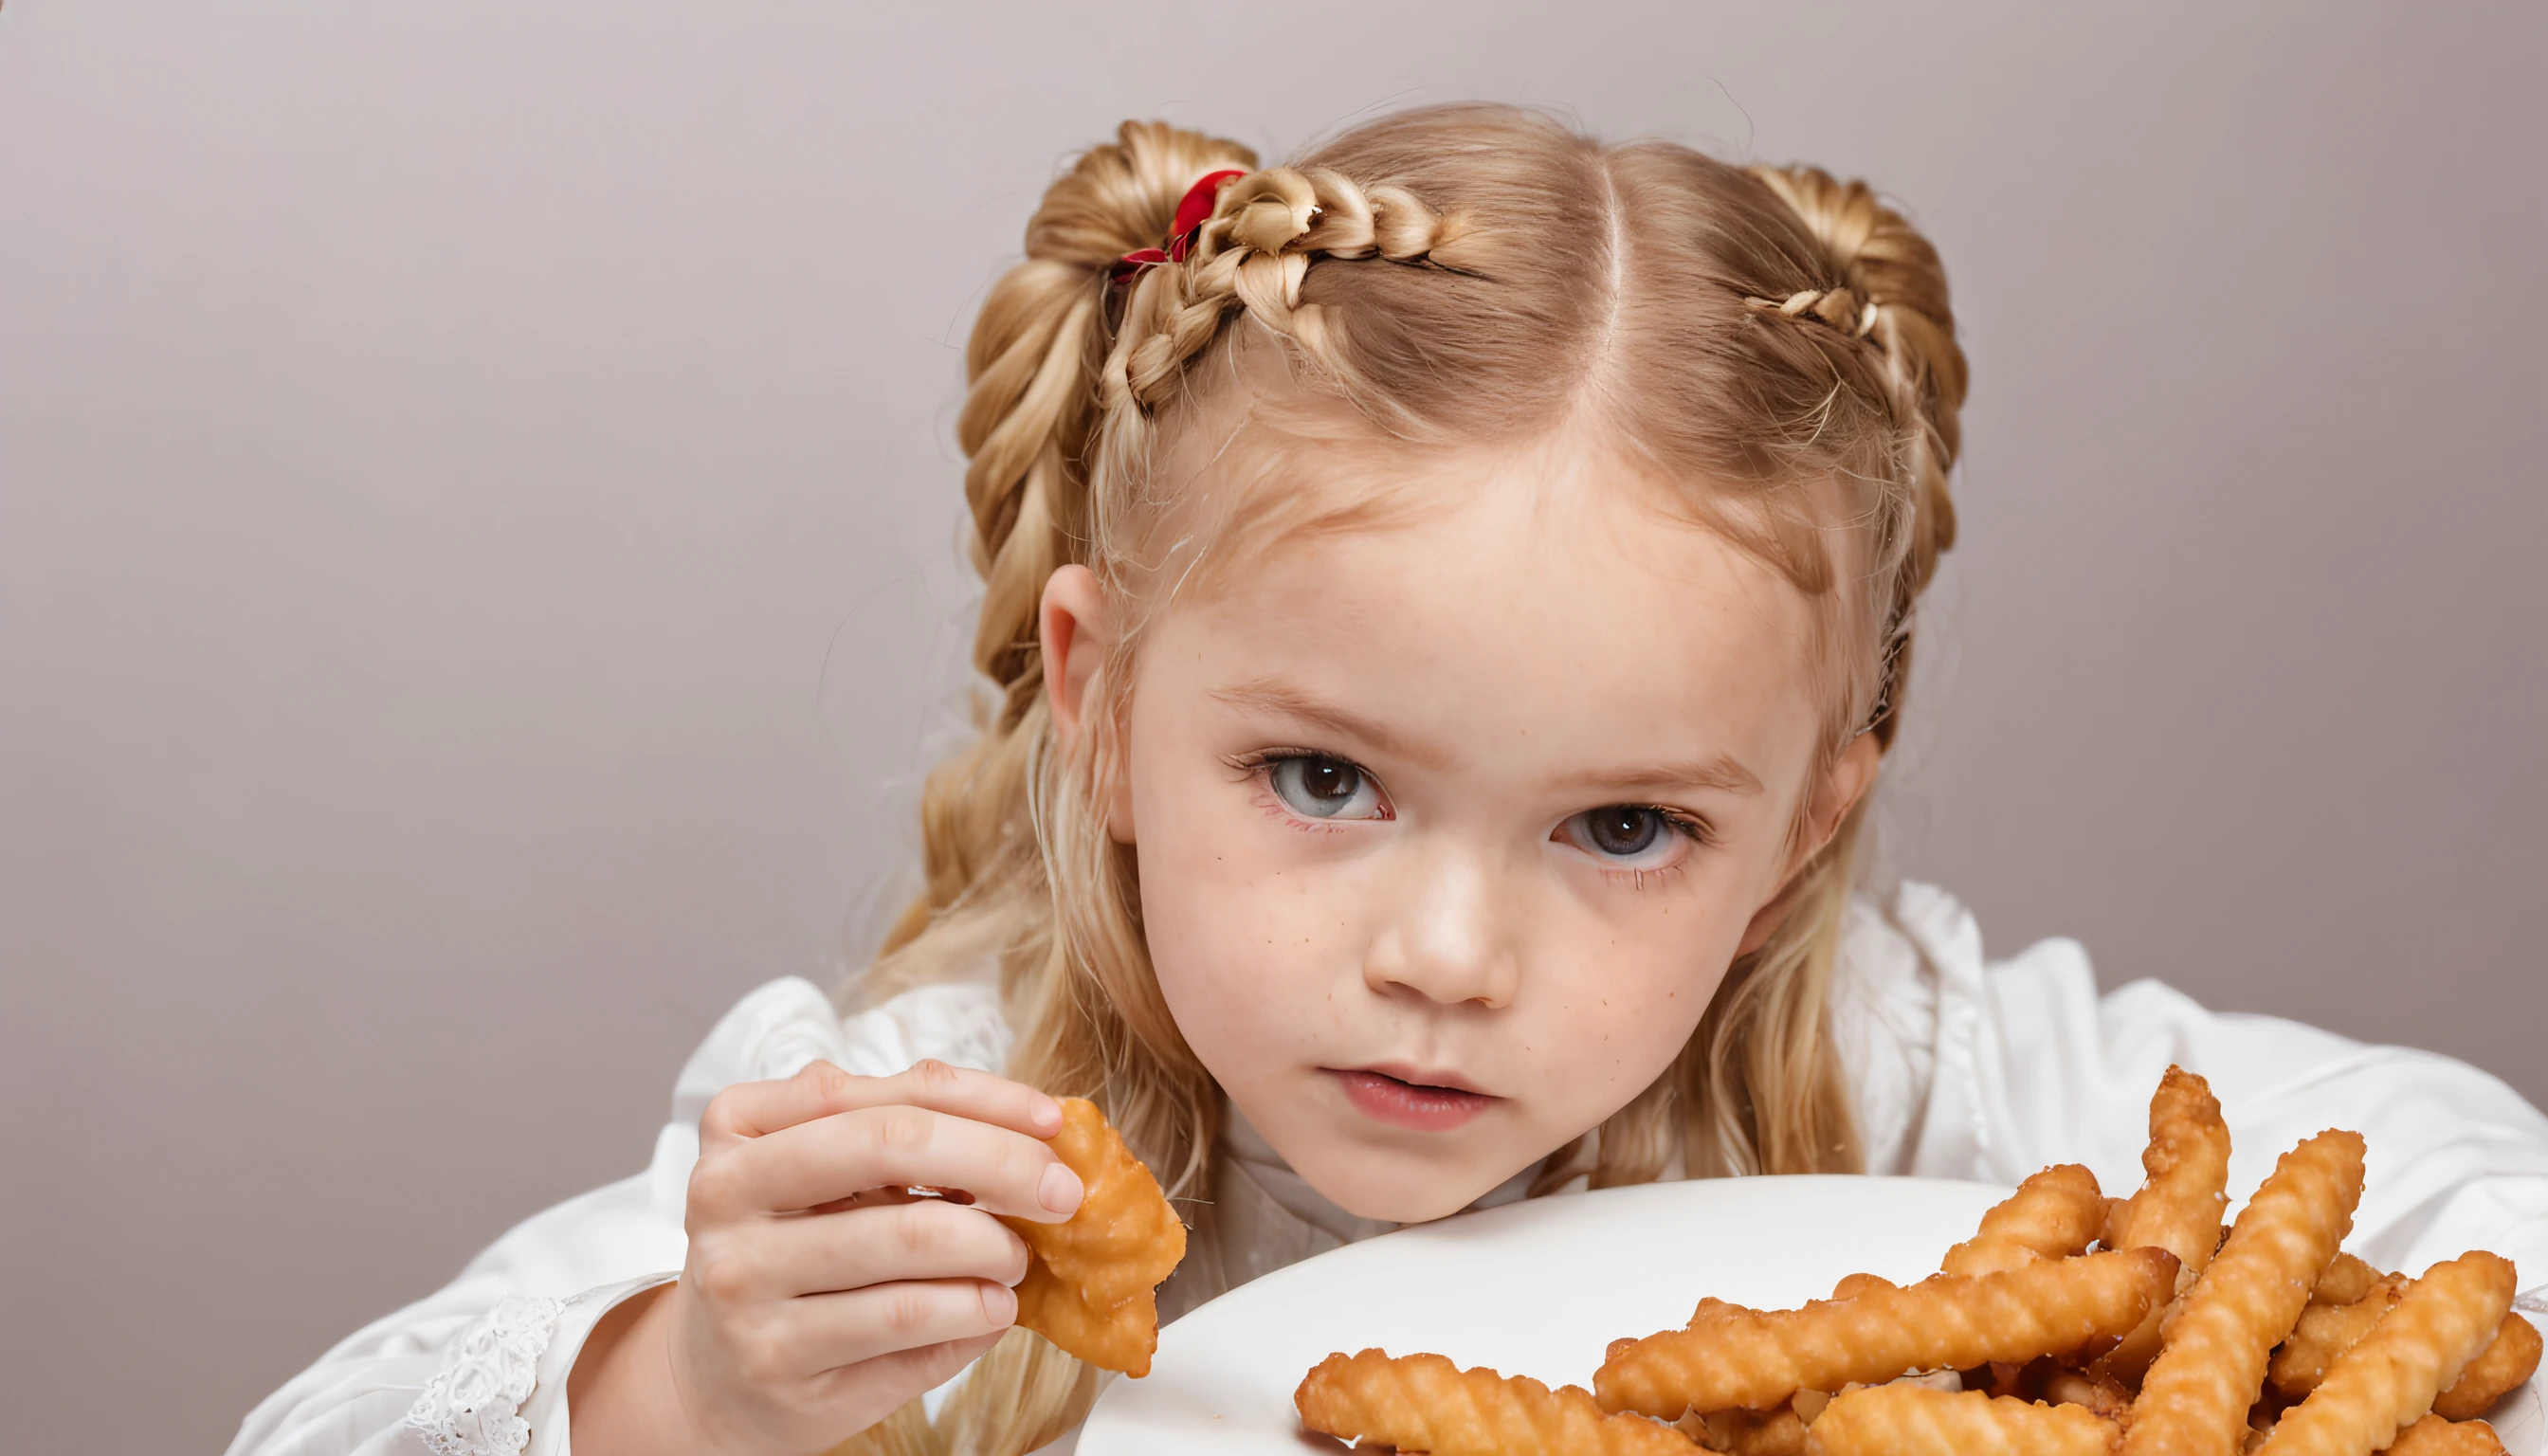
1302, 1156, 1516, 1226
1219, 1072, 1555, 1223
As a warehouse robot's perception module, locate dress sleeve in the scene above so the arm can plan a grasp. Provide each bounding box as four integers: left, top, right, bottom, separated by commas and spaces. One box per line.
225, 975, 1010, 1456
1837, 882, 2548, 1290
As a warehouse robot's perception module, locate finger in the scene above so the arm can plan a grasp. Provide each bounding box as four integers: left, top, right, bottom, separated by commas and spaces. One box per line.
794, 1201, 1033, 1295
692, 1201, 1032, 1304
774, 1278, 1021, 1374
711, 1104, 1083, 1222
700, 1059, 1065, 1149
811, 1330, 1007, 1413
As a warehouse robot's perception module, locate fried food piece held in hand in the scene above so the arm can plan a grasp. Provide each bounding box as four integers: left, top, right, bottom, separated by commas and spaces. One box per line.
1941, 1164, 2106, 1278
1595, 1247, 2178, 1418
1803, 1385, 2118, 1456
993, 1097, 1185, 1376
2386, 1413, 2510, 1456
1297, 1349, 1699, 1456
2122, 1130, 2365, 1456
2255, 1251, 2516, 1456
1005, 1258, 1155, 1380
2434, 1312, 2541, 1421
2094, 1066, 2233, 1385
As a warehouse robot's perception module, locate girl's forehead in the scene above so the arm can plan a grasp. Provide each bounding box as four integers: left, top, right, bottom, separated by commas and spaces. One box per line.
1188, 428, 1811, 628
1151, 446, 1829, 790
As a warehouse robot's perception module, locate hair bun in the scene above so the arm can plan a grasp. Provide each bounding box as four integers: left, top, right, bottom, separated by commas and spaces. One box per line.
1746, 165, 1967, 484
1026, 120, 1260, 272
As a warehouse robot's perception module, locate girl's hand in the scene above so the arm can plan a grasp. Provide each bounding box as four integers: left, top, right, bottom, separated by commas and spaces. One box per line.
569, 1059, 1085, 1456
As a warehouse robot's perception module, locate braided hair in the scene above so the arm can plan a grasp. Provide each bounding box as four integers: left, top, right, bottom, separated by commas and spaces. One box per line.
1743, 163, 1965, 746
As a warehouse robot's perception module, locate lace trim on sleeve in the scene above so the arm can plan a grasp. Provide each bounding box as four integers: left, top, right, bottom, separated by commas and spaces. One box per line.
403, 1293, 564, 1456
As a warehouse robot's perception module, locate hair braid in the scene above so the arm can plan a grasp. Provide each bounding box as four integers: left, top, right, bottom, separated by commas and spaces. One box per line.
1745, 164, 1968, 745
1096, 167, 1454, 458
883, 122, 1257, 956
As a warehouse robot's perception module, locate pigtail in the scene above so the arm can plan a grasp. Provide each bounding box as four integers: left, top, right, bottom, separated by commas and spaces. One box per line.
1676, 165, 1966, 1176
1745, 164, 1968, 748
846, 121, 1254, 1456
881, 122, 1259, 965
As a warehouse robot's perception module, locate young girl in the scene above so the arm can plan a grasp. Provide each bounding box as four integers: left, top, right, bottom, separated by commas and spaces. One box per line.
230, 106, 2548, 1456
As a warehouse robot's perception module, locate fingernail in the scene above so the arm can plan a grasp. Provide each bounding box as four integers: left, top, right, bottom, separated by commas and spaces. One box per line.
1039, 1162, 1084, 1216
980, 1281, 1017, 1327
1028, 1095, 1063, 1134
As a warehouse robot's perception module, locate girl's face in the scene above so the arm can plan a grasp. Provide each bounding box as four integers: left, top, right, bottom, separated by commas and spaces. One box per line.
1046, 433, 1874, 1224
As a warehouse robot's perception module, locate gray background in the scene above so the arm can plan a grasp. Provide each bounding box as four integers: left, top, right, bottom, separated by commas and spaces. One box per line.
3, 3, 2540, 1452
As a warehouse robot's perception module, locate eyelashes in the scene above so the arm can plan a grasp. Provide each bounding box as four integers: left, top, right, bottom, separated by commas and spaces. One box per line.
1226, 748, 1719, 884
1228, 748, 1394, 824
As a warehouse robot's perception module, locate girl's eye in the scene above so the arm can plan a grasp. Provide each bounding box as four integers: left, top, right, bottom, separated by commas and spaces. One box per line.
1267, 755, 1387, 821
1556, 805, 1699, 869
1581, 806, 1665, 857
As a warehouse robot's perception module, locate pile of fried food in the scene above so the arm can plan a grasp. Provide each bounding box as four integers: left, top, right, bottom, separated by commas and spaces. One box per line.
995, 1097, 1187, 1378
1295, 1067, 2539, 1456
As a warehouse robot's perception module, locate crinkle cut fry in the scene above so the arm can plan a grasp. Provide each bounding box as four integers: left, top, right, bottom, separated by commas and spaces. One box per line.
2093, 1066, 2232, 1384
1940, 1163, 2105, 1277
2433, 1312, 2541, 1421
2255, 1252, 2516, 1456
1296, 1349, 1700, 1456
2385, 1413, 2510, 1456
2268, 1278, 2407, 1399
1802, 1385, 2117, 1456
1594, 1246, 2178, 1418
2102, 1067, 2234, 1275
2315, 1253, 2385, 1309
2275, 1293, 2538, 1415
2120, 1130, 2365, 1456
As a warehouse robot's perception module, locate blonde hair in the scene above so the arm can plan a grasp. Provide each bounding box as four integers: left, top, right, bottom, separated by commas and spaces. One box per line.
840, 104, 1967, 1456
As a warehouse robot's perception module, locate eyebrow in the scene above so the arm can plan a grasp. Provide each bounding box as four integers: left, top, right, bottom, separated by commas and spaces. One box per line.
1545, 754, 1766, 798
1208, 678, 1766, 796
1208, 679, 1457, 771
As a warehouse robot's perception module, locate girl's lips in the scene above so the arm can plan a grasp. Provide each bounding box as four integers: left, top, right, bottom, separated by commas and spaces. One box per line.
1327, 1067, 1499, 1132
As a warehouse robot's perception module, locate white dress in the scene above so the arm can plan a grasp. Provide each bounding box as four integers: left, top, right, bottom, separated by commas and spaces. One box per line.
228, 883, 2548, 1456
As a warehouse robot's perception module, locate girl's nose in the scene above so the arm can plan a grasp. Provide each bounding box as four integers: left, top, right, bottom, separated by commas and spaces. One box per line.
1362, 847, 1521, 1009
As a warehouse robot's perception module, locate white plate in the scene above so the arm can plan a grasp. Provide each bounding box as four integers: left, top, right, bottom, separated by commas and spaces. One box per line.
1083, 1175, 2543, 1456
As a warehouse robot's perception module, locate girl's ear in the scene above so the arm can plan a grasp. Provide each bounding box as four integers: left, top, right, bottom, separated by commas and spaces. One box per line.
1734, 731, 1884, 956
1038, 565, 1138, 844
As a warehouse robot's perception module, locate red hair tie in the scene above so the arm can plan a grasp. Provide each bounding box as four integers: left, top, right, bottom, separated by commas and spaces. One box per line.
1107, 169, 1247, 284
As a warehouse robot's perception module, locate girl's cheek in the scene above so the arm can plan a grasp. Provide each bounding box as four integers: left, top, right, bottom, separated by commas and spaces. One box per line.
1137, 787, 1343, 1023
1524, 894, 1748, 1079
